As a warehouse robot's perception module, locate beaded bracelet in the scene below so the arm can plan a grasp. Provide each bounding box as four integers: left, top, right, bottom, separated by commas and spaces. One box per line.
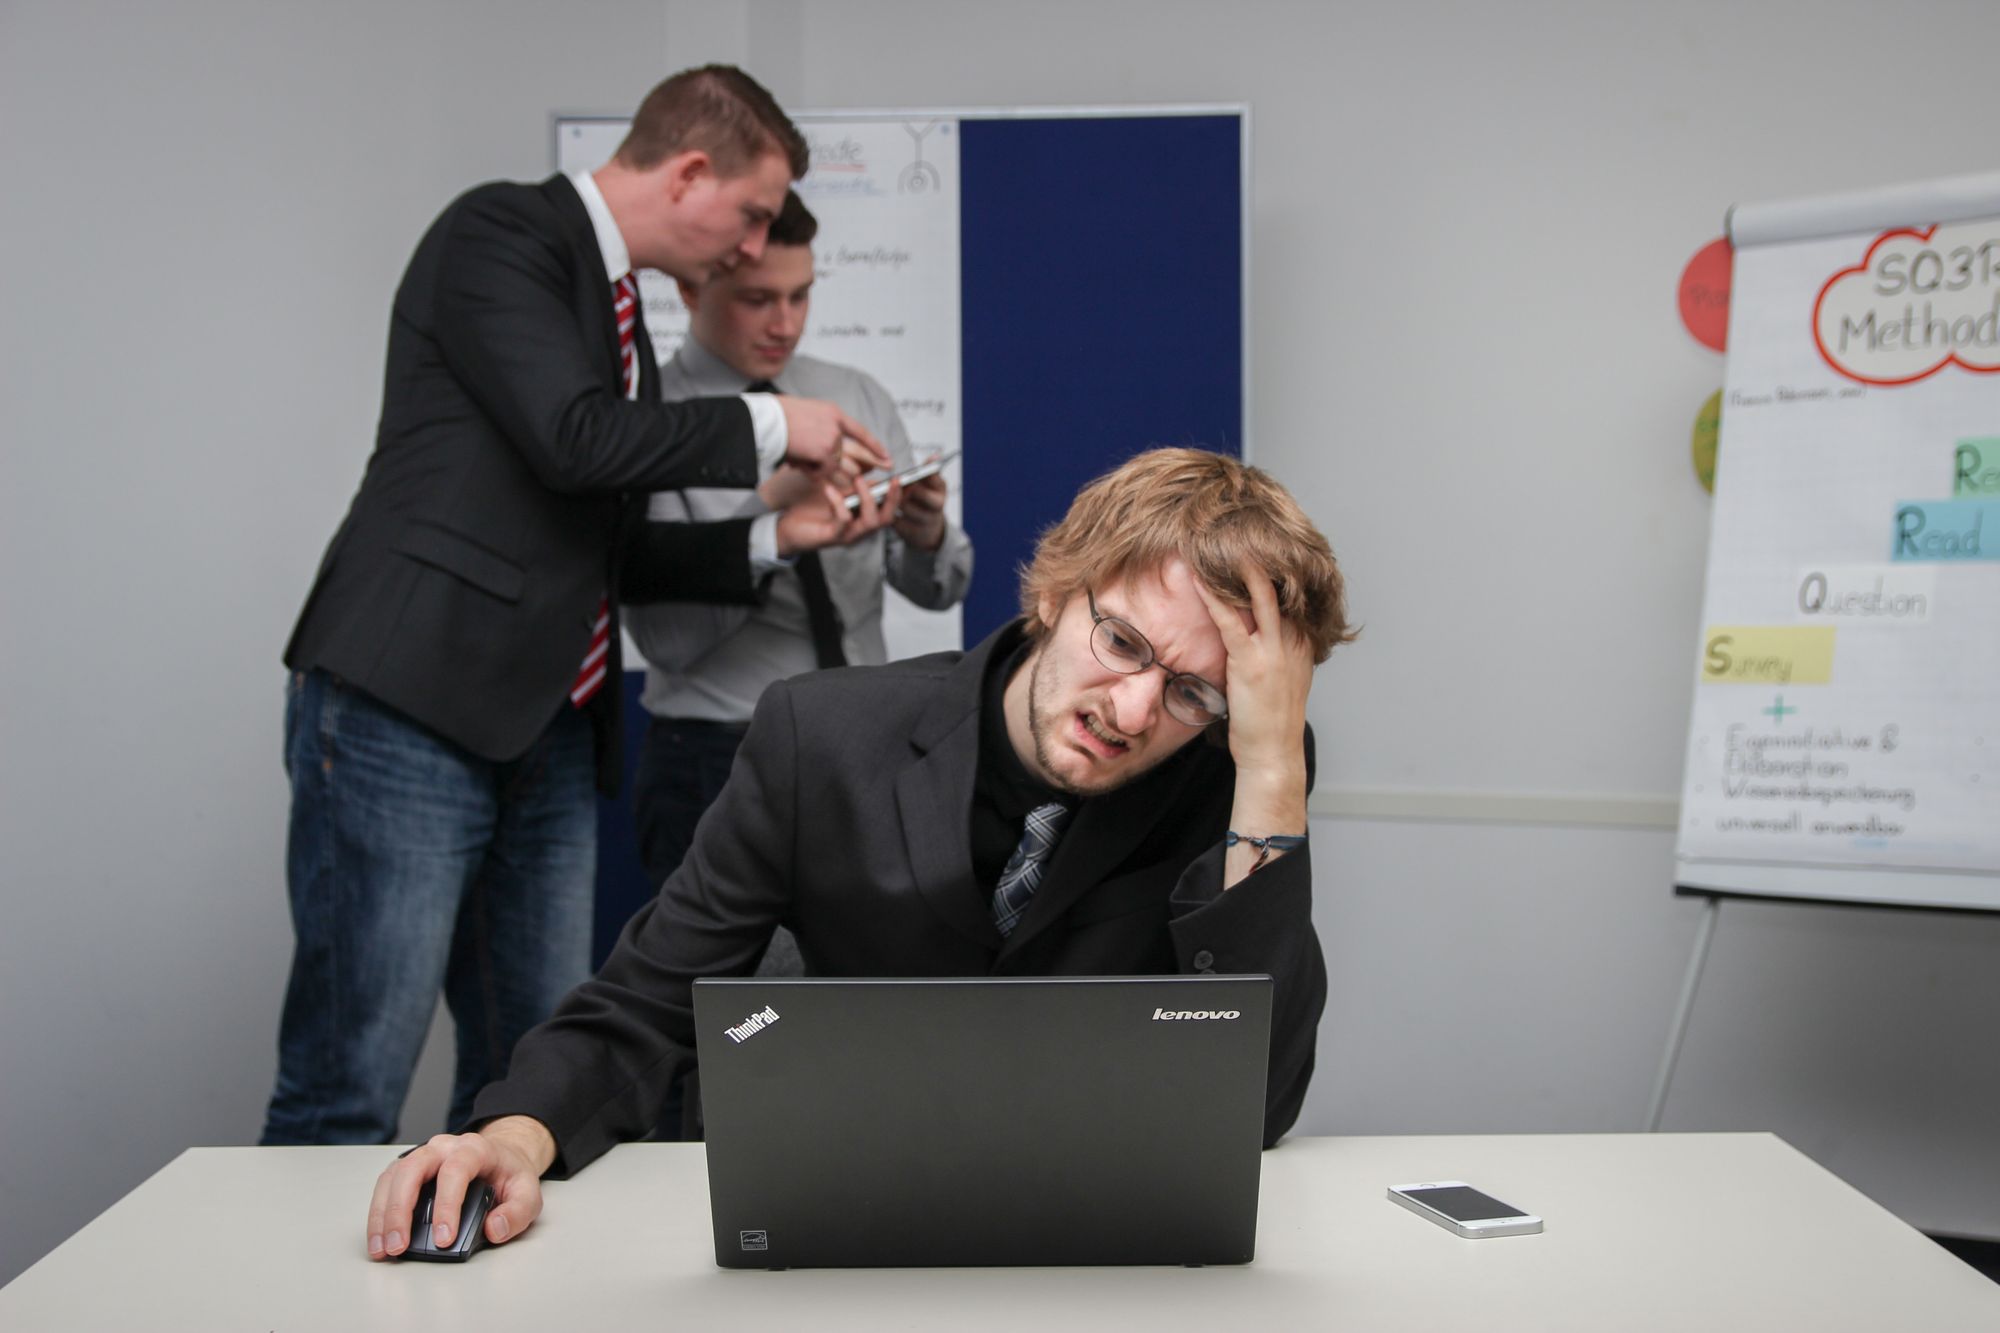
1224, 830, 1307, 869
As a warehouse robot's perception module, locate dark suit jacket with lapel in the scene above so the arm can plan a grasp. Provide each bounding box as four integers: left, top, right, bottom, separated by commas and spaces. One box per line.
473, 621, 1329, 1169
284, 174, 760, 790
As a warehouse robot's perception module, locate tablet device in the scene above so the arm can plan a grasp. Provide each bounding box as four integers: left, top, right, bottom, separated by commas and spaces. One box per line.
841, 449, 961, 512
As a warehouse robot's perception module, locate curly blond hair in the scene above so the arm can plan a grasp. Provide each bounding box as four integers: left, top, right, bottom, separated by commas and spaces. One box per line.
1019, 448, 1355, 663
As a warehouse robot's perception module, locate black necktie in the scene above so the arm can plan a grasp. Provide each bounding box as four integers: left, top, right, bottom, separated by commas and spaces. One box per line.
747, 379, 847, 669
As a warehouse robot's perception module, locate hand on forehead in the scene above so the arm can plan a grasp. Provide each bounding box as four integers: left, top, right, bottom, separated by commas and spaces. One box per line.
1095, 560, 1236, 674
1136, 558, 1260, 636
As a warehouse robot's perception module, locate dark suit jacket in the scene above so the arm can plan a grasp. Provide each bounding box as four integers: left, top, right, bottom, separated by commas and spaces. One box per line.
284, 174, 760, 790
472, 621, 1329, 1170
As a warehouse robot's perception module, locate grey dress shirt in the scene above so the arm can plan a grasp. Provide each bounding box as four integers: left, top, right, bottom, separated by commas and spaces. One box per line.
625, 337, 975, 722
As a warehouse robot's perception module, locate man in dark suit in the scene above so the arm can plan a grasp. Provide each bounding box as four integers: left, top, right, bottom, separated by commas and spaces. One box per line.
363, 448, 1356, 1259
264, 66, 891, 1147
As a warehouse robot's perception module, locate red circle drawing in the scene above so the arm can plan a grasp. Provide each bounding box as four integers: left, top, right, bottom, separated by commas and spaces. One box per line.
1678, 237, 1732, 352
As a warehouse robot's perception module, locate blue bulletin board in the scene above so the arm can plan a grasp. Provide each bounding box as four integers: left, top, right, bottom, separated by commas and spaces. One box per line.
957, 112, 1246, 637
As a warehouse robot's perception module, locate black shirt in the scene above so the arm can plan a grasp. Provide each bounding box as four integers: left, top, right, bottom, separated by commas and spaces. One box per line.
970, 640, 1075, 895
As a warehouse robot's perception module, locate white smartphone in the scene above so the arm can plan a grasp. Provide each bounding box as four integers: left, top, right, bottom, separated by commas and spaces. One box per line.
1387, 1181, 1543, 1238
841, 450, 961, 513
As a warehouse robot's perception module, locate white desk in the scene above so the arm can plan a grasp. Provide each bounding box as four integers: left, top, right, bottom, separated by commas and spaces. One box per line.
3, 1134, 1993, 1330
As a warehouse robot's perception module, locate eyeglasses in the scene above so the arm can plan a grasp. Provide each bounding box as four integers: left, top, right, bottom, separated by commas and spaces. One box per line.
1085, 590, 1229, 727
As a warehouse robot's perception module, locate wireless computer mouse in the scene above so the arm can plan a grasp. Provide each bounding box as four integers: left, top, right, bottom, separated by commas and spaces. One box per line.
398, 1177, 496, 1262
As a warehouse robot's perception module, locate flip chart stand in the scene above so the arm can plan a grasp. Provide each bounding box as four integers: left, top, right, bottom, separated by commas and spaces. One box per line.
1646, 893, 1723, 1132
1645, 884, 1996, 1130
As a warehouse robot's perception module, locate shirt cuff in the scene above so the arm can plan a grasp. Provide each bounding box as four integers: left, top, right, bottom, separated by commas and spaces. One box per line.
897, 523, 948, 583
748, 512, 791, 574
742, 393, 788, 470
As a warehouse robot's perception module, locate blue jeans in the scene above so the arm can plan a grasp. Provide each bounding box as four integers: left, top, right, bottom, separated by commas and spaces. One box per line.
632, 715, 800, 1141
261, 670, 595, 1145
632, 717, 749, 888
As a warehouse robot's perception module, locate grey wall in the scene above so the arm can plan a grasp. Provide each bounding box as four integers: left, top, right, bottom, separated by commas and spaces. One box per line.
3, 0, 1996, 1288
0, 0, 678, 1285
754, 0, 2000, 1237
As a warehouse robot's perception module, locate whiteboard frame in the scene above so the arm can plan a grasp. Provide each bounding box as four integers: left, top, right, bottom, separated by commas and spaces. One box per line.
1727, 168, 2000, 248
1676, 863, 2000, 914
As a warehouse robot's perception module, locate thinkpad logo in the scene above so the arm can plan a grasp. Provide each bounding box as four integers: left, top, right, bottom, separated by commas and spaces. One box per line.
725, 1004, 781, 1044
1152, 1007, 1241, 1021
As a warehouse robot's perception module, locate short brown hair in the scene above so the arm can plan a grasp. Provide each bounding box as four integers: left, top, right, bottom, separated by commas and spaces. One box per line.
1020, 448, 1355, 663
616, 65, 809, 179
768, 190, 818, 248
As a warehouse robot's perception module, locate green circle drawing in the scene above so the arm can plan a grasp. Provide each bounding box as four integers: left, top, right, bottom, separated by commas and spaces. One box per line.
1692, 389, 1721, 494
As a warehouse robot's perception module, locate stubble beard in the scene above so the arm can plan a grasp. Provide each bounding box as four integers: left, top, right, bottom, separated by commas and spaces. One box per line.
1025, 647, 1075, 795
1025, 647, 1139, 799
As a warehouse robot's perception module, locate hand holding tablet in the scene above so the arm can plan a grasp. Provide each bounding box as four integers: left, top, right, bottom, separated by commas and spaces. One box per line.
842, 449, 960, 513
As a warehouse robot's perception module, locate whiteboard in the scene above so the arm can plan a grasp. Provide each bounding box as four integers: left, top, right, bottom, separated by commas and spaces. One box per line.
1674, 171, 2000, 911
558, 113, 965, 662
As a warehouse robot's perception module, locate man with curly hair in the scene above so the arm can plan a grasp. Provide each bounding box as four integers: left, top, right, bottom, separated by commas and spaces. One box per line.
367, 447, 1354, 1259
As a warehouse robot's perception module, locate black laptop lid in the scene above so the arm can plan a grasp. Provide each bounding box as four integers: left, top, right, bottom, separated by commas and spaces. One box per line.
692, 974, 1273, 1268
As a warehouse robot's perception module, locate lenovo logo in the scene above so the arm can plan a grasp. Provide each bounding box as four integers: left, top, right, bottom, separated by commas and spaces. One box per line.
1152, 1007, 1241, 1021
725, 1004, 781, 1044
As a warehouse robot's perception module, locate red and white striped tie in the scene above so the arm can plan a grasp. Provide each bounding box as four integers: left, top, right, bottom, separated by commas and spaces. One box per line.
613, 272, 639, 402
568, 273, 641, 708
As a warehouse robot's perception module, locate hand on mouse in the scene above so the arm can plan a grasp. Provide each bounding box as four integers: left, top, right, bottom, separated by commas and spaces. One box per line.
367, 1116, 556, 1259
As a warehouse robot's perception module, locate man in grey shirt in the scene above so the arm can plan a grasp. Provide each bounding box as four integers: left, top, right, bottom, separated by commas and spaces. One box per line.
625, 190, 975, 893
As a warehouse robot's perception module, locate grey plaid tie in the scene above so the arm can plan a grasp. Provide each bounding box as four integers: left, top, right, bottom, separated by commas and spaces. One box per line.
991, 801, 1074, 937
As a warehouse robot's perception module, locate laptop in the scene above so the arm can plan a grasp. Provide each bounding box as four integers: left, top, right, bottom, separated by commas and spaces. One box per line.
691, 974, 1273, 1268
